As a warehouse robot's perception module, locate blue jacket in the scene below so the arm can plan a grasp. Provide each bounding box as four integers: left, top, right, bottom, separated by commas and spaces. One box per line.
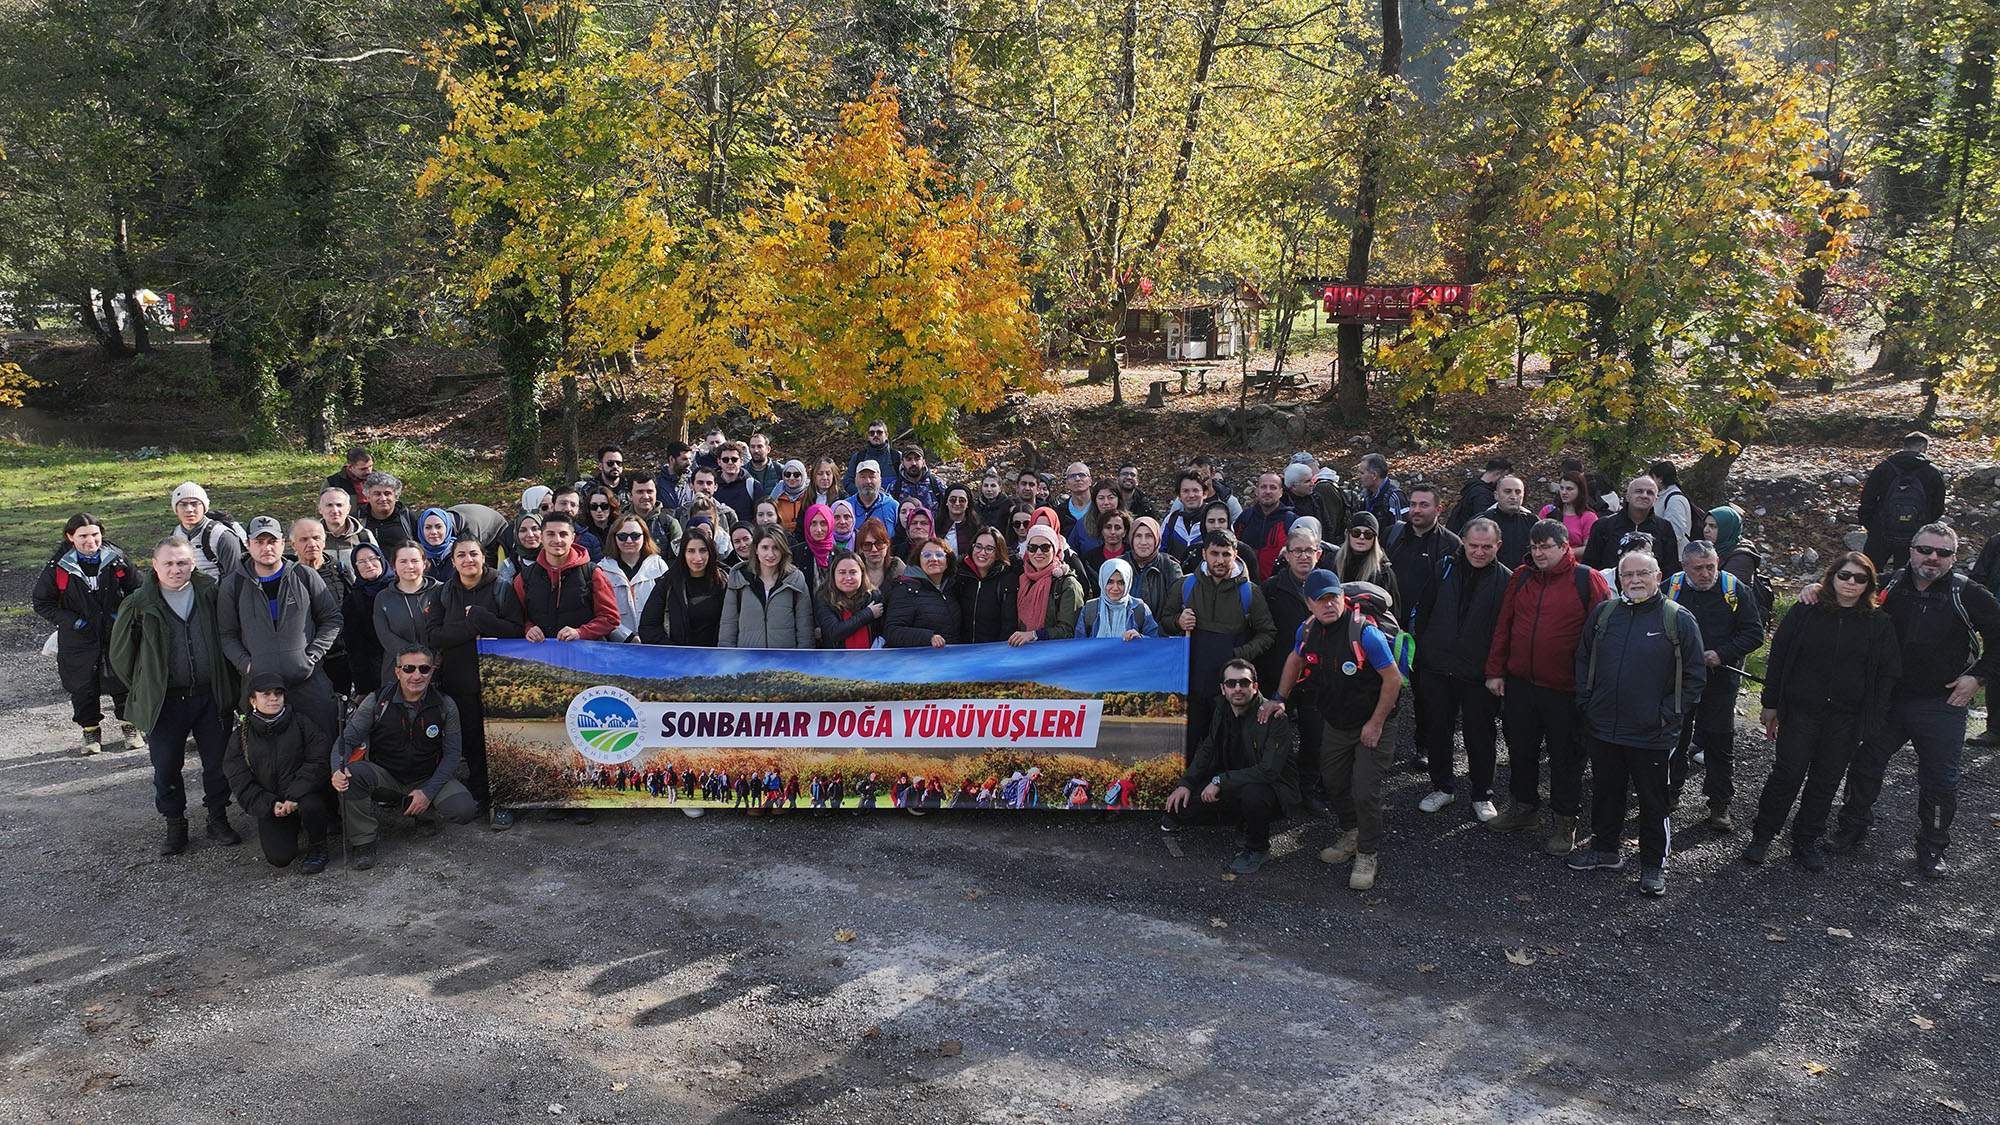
1575, 594, 1707, 751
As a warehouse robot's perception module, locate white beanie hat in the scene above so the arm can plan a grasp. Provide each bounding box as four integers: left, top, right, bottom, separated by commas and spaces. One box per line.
171, 481, 210, 510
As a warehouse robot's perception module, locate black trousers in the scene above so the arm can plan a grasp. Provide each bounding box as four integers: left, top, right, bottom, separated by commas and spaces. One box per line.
1166, 781, 1283, 851
1587, 738, 1672, 868
146, 690, 232, 818
1502, 679, 1584, 815
1421, 669, 1499, 800
1185, 690, 1221, 757
1750, 706, 1861, 844
1671, 670, 1741, 804
257, 792, 331, 867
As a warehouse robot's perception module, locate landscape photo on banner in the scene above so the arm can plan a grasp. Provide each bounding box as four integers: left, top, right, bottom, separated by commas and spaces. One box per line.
479, 637, 1190, 812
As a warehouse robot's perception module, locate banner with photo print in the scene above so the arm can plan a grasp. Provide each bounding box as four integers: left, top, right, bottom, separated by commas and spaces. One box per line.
478, 637, 1189, 812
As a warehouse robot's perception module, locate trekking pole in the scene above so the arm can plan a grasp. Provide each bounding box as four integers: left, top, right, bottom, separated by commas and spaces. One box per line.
1722, 665, 1766, 685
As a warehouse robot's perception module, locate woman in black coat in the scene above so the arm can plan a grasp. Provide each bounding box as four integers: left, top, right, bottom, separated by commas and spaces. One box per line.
425, 539, 523, 824
639, 528, 727, 645
225, 674, 334, 873
341, 541, 393, 700
1746, 552, 1902, 870
882, 539, 963, 648
32, 512, 141, 753
955, 527, 1017, 644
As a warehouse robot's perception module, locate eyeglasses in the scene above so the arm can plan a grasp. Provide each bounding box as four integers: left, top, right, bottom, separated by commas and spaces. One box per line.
615, 532, 644, 541
1833, 571, 1869, 582
920, 553, 948, 562
1221, 677, 1254, 688
589, 502, 612, 510
972, 543, 996, 553
398, 663, 433, 674
1066, 471, 1089, 479
1911, 545, 1955, 557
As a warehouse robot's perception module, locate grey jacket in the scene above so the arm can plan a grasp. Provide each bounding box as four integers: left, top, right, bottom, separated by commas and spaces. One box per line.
1575, 594, 1707, 752
373, 578, 440, 683
217, 559, 342, 687
720, 566, 816, 649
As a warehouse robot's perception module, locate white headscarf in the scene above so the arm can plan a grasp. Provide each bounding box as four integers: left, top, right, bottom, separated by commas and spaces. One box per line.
1095, 557, 1137, 637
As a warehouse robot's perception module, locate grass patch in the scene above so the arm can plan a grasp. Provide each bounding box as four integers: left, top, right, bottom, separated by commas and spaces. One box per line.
0, 441, 516, 576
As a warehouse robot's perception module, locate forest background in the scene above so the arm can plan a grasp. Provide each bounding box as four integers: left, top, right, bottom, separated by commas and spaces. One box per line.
1, 0, 1995, 497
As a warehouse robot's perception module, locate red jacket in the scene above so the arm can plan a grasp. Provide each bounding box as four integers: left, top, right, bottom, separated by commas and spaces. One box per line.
1484, 545, 1609, 690
510, 547, 621, 641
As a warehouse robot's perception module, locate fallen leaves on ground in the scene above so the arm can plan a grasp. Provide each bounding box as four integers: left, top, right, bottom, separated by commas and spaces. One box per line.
1826, 928, 1853, 938
860, 1026, 882, 1038
1218, 873, 1237, 882
1766, 934, 1789, 943
833, 929, 856, 942
1803, 1062, 1829, 1076
1911, 1015, 1935, 1030
610, 1083, 629, 1092
938, 1041, 962, 1057
1416, 963, 1437, 973
1505, 948, 1536, 966
963, 888, 983, 900
1938, 1097, 1968, 1113
1209, 917, 1229, 929
79, 1072, 118, 1093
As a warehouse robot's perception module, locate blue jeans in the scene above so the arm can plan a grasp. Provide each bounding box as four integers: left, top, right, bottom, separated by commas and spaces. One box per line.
1837, 695, 1965, 850
146, 690, 232, 819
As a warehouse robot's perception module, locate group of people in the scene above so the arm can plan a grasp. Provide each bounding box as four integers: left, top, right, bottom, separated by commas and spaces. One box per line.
33, 423, 1996, 892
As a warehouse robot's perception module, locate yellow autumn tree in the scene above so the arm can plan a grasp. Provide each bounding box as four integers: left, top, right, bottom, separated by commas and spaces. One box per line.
756, 85, 1049, 450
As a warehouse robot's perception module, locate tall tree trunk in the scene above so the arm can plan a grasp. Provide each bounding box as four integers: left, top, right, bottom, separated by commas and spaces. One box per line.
558, 270, 579, 482
1334, 0, 1402, 421
96, 288, 129, 358
110, 208, 150, 353
75, 293, 117, 354
1802, 174, 1855, 392
494, 283, 546, 480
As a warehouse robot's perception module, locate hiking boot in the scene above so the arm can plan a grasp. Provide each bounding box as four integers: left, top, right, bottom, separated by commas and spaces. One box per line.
1418, 790, 1455, 814
1320, 828, 1360, 866
1228, 850, 1269, 876
299, 844, 328, 875
1484, 801, 1539, 833
1471, 800, 1499, 823
1301, 793, 1332, 819
120, 720, 142, 748
1742, 836, 1772, 865
159, 817, 189, 857
205, 813, 242, 846
1824, 821, 1868, 854
80, 726, 102, 756
1792, 841, 1826, 873
1639, 867, 1666, 896
1918, 849, 1949, 880
350, 842, 378, 871
1544, 815, 1579, 856
1967, 728, 2000, 747
1565, 848, 1625, 872
490, 808, 516, 831
1348, 853, 1379, 891
1706, 802, 1735, 833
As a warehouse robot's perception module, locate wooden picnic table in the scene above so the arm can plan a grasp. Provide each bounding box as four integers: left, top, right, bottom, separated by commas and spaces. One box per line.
1177, 364, 1221, 394
1243, 369, 1312, 399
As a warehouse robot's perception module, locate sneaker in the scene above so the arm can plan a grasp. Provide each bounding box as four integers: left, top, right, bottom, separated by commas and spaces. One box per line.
1320, 828, 1360, 866
1544, 815, 1579, 856
299, 844, 328, 875
490, 808, 516, 831
1706, 802, 1735, 833
1228, 849, 1269, 875
1565, 848, 1625, 872
1485, 801, 1539, 832
159, 817, 189, 857
1639, 867, 1666, 896
80, 726, 102, 756
1742, 835, 1772, 864
1471, 800, 1500, 823
1918, 850, 1949, 880
205, 813, 243, 846
350, 842, 378, 871
1348, 853, 1378, 891
1418, 790, 1455, 814
1158, 815, 1182, 834
1792, 841, 1826, 873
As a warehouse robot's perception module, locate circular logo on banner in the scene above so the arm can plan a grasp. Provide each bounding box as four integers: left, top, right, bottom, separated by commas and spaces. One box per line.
566, 686, 645, 764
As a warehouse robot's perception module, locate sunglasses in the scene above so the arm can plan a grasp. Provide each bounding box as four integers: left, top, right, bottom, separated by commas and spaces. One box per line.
1221, 677, 1254, 688
784, 471, 804, 477
1911, 545, 1955, 557
1833, 570, 1869, 582
1349, 529, 1376, 539
615, 532, 644, 541
1013, 521, 1032, 529
719, 455, 740, 463
602, 460, 623, 467
1026, 544, 1054, 553
398, 663, 433, 674
589, 502, 613, 510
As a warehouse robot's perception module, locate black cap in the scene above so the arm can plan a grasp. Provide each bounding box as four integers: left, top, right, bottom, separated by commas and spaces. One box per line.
247, 671, 287, 695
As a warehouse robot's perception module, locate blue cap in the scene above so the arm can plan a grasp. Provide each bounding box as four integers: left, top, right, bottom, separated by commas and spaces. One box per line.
1304, 570, 1343, 601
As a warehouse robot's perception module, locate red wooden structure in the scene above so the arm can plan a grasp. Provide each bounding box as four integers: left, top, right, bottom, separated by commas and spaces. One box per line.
1320, 283, 1471, 321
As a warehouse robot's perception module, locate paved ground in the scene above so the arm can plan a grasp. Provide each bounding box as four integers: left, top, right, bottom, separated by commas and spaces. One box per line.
1, 572, 1995, 1124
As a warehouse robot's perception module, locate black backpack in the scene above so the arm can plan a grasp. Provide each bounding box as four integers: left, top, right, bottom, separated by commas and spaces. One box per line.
1878, 463, 1930, 535
193, 511, 247, 567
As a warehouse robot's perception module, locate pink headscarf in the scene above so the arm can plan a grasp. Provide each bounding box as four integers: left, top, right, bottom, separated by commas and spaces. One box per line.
803, 503, 836, 566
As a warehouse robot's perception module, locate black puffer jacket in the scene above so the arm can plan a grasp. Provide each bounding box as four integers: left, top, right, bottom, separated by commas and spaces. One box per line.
955, 564, 1017, 644
883, 573, 963, 647
1760, 600, 1900, 725
32, 545, 140, 694
425, 569, 522, 696
224, 708, 332, 818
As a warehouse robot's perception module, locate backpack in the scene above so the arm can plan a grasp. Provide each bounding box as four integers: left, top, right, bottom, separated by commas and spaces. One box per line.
1881, 569, 1982, 671
1341, 580, 1416, 677
1182, 574, 1254, 619
193, 511, 247, 567
1723, 546, 1776, 621
1667, 571, 1753, 615
1878, 463, 1930, 536
1581, 598, 1686, 715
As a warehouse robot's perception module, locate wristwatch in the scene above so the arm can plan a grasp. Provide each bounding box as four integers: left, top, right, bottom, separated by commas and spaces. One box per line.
1210, 776, 1222, 788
